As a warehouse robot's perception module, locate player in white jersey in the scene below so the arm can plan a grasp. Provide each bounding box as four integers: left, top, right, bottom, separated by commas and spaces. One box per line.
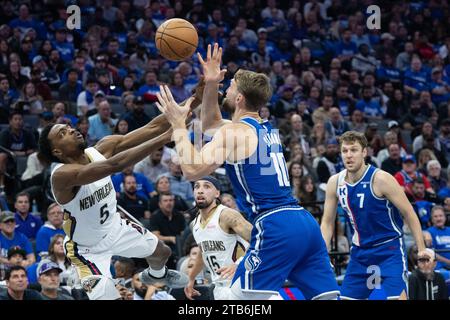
184, 176, 252, 300
37, 112, 193, 299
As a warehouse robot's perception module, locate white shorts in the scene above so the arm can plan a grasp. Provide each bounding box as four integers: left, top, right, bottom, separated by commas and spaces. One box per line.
213, 281, 232, 300
64, 218, 158, 299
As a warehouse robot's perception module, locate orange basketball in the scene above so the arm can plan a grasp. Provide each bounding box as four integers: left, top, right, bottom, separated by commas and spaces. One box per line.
155, 18, 198, 61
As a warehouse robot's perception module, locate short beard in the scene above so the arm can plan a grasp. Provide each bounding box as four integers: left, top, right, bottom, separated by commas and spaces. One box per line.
222, 98, 235, 114
196, 199, 214, 209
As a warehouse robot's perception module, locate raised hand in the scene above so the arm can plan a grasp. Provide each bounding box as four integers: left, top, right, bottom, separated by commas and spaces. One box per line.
197, 43, 227, 83
156, 85, 194, 128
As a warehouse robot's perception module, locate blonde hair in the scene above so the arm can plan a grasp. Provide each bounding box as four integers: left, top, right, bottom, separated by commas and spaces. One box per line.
338, 131, 368, 149
234, 69, 272, 111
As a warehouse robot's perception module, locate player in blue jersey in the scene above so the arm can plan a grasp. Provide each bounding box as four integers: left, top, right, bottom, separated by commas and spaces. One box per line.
154, 43, 339, 300
321, 131, 430, 300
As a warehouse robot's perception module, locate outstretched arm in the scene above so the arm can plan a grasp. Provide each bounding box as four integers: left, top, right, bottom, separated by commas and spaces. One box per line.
374, 170, 429, 259
52, 130, 171, 190
198, 43, 228, 133
321, 175, 339, 251
155, 85, 255, 181
95, 86, 203, 159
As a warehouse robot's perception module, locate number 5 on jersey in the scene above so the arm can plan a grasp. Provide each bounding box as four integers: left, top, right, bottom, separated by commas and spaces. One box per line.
100, 204, 110, 224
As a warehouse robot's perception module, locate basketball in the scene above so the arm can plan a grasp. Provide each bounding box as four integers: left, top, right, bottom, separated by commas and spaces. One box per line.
155, 18, 198, 61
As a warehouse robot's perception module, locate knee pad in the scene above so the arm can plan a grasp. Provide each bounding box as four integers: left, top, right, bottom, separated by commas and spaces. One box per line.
80, 275, 121, 300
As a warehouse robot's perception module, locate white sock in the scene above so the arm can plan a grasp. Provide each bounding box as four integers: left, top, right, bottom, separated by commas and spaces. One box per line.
148, 266, 166, 278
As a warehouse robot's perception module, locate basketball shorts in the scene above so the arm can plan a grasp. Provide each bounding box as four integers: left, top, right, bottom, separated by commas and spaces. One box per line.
230, 206, 339, 300
340, 237, 408, 300
64, 217, 158, 299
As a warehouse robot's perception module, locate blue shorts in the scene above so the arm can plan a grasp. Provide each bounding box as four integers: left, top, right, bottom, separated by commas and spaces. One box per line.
231, 206, 339, 300
341, 238, 408, 299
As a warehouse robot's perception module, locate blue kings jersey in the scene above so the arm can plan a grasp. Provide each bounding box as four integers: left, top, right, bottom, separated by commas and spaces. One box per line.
337, 165, 403, 248
224, 117, 298, 221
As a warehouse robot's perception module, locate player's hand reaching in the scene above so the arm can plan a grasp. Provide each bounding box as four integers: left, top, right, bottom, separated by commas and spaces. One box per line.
217, 264, 237, 280
156, 85, 194, 129
197, 43, 227, 83
184, 280, 201, 300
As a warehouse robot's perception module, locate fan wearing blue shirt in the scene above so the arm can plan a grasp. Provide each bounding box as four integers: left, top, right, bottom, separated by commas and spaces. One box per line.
136, 70, 160, 103
355, 87, 384, 120
51, 28, 75, 63
112, 166, 155, 200
0, 211, 35, 267
404, 57, 430, 95
425, 206, 450, 279
14, 192, 42, 241
35, 203, 65, 261
429, 67, 450, 105
335, 29, 358, 62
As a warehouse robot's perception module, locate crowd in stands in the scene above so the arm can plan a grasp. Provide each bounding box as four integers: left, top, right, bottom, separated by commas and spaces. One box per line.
1, 0, 450, 300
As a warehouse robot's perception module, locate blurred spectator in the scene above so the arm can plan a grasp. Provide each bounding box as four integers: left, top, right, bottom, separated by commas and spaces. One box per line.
381, 143, 403, 176
76, 116, 95, 147
149, 192, 186, 269
163, 156, 195, 204
404, 56, 429, 96
348, 109, 367, 133
169, 72, 190, 104
298, 175, 321, 218
220, 193, 238, 210
130, 268, 175, 300
134, 148, 168, 184
396, 42, 415, 71
408, 248, 448, 300
284, 114, 311, 156
37, 260, 73, 300
0, 211, 35, 268
148, 175, 189, 215
430, 67, 450, 106
364, 123, 383, 156
425, 206, 450, 275
137, 70, 159, 103
324, 107, 350, 139
289, 161, 304, 200
87, 100, 118, 142
416, 136, 448, 169
113, 119, 129, 135
113, 257, 135, 289
76, 77, 98, 116
29, 68, 52, 101
0, 265, 43, 300
58, 68, 83, 103
377, 131, 407, 164
316, 138, 343, 183
0, 76, 19, 123
117, 174, 150, 222
14, 192, 42, 241
35, 203, 64, 261
426, 160, 447, 194
355, 86, 384, 121
395, 155, 434, 194
112, 166, 154, 200
120, 96, 150, 132
405, 178, 439, 229
52, 102, 78, 126
351, 44, 378, 75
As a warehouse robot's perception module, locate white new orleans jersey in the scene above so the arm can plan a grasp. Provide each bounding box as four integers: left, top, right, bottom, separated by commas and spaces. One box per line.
192, 204, 248, 285
51, 147, 120, 247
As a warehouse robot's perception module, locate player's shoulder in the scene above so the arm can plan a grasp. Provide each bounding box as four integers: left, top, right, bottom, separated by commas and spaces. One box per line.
327, 173, 340, 186
372, 168, 395, 183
